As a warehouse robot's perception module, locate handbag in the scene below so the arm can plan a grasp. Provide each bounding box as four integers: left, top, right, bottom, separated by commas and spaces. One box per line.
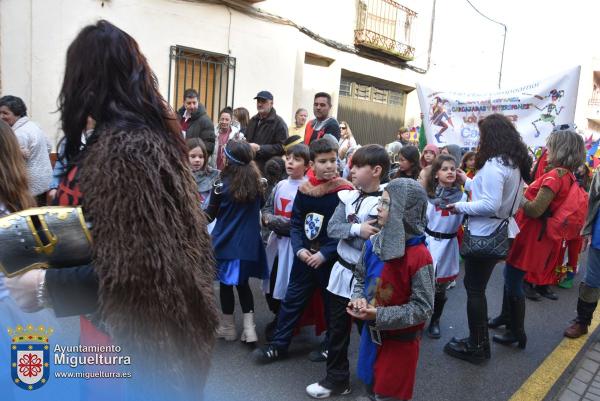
460, 181, 520, 260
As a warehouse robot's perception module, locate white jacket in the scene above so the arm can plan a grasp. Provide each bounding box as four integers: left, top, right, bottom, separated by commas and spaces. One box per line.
12, 117, 52, 196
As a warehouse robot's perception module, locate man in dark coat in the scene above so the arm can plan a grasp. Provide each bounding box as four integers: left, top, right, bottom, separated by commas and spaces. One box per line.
178, 88, 216, 155
245, 90, 288, 172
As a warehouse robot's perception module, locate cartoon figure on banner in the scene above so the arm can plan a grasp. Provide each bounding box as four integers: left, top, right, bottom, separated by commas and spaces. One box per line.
531, 89, 564, 137
429, 96, 454, 144
9, 324, 53, 391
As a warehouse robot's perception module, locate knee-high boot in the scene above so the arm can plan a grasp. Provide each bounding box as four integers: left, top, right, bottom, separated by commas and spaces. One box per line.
492, 296, 527, 349
427, 291, 447, 339
489, 287, 510, 329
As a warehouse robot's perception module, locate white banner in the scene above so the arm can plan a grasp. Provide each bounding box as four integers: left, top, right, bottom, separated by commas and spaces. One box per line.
417, 66, 581, 148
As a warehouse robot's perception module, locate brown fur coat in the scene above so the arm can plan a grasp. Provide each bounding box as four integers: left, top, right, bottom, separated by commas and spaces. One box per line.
79, 127, 217, 396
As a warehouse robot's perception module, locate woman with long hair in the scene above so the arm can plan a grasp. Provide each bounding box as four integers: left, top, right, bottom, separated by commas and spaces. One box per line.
6, 20, 217, 399
0, 120, 56, 401
338, 121, 357, 160
0, 121, 37, 212
443, 114, 531, 364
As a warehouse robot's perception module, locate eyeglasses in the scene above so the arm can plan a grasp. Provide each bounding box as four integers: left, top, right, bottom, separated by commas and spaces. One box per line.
340, 126, 347, 130
377, 198, 390, 210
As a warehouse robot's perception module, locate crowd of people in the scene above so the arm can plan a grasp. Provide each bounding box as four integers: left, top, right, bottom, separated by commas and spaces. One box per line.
1, 19, 600, 401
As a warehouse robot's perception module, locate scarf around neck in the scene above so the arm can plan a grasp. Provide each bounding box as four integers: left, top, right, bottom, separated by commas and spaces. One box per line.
429, 184, 463, 208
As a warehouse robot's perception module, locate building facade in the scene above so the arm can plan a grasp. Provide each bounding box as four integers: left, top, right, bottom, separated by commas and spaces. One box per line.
0, 0, 435, 148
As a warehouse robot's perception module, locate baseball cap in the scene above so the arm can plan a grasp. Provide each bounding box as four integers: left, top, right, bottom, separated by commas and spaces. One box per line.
254, 90, 273, 101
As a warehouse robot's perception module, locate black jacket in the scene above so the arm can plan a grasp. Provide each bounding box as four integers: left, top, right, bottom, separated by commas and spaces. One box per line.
245, 108, 288, 172
178, 105, 216, 155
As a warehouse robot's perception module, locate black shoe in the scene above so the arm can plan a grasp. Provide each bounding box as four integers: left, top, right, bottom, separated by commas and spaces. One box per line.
427, 320, 441, 339
523, 282, 541, 301
444, 339, 489, 364
428, 292, 446, 339
444, 325, 490, 364
492, 296, 527, 349
253, 344, 287, 364
536, 285, 559, 300
493, 330, 527, 348
308, 345, 328, 362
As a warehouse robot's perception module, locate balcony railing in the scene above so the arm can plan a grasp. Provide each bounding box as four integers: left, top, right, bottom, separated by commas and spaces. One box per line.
355, 0, 417, 61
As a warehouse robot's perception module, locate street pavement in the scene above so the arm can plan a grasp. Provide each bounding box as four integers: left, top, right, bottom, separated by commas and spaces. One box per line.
53, 256, 588, 401
205, 256, 586, 401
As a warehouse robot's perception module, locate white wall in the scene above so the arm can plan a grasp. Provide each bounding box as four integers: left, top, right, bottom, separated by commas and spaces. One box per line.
10, 0, 597, 148
0, 0, 435, 147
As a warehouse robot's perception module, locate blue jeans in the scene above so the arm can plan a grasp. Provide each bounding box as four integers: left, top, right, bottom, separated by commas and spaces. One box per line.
270, 259, 332, 350
584, 247, 600, 288
504, 263, 526, 297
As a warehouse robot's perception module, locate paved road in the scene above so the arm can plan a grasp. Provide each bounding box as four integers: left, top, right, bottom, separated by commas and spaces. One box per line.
204, 256, 587, 401
53, 256, 587, 401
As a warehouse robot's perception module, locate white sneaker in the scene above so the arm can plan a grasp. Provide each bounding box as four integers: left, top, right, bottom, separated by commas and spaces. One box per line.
306, 382, 351, 399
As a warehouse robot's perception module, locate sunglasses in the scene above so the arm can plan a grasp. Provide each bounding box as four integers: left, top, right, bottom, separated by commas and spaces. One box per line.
340, 126, 347, 130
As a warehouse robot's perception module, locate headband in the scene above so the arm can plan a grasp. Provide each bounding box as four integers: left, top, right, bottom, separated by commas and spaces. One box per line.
283, 136, 303, 152
224, 146, 246, 166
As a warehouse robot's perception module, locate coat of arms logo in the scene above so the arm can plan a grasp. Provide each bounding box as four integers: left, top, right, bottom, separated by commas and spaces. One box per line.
9, 324, 54, 390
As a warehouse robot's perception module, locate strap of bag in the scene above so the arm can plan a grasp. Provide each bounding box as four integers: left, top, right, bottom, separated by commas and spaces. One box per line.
464, 176, 522, 227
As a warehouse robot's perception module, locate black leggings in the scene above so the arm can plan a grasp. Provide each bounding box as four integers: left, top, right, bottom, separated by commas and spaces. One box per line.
220, 282, 254, 314
463, 257, 498, 330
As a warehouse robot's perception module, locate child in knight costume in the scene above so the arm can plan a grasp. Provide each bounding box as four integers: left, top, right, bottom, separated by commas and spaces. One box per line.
5, 21, 217, 400
262, 143, 310, 334
306, 144, 390, 399
348, 178, 435, 401
423, 155, 466, 339
254, 138, 353, 364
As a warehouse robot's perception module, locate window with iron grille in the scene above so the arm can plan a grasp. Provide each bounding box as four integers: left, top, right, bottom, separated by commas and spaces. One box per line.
388, 90, 404, 105
340, 79, 352, 97
168, 46, 236, 122
354, 83, 371, 100
372, 87, 388, 103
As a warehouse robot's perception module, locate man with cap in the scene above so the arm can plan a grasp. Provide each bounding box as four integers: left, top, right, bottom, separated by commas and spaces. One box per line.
245, 90, 288, 172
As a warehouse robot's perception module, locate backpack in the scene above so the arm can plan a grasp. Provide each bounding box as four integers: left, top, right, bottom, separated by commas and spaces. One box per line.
546, 172, 589, 242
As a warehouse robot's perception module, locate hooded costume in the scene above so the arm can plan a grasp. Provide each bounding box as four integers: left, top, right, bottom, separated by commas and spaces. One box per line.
352, 178, 435, 400
48, 126, 218, 399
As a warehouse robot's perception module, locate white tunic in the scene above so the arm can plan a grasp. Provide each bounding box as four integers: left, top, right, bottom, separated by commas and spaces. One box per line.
263, 178, 305, 300
327, 185, 384, 299
425, 193, 467, 282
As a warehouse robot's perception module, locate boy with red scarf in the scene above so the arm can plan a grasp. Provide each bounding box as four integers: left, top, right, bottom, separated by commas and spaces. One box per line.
255, 138, 353, 365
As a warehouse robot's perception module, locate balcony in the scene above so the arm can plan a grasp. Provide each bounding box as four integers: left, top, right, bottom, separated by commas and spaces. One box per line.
354, 0, 417, 61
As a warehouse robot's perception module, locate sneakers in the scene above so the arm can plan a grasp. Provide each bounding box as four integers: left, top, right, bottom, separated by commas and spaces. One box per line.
447, 280, 457, 290
253, 344, 287, 364
306, 382, 351, 399
308, 344, 328, 362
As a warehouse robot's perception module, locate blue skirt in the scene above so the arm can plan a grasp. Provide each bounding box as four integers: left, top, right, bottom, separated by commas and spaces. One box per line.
217, 258, 269, 286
